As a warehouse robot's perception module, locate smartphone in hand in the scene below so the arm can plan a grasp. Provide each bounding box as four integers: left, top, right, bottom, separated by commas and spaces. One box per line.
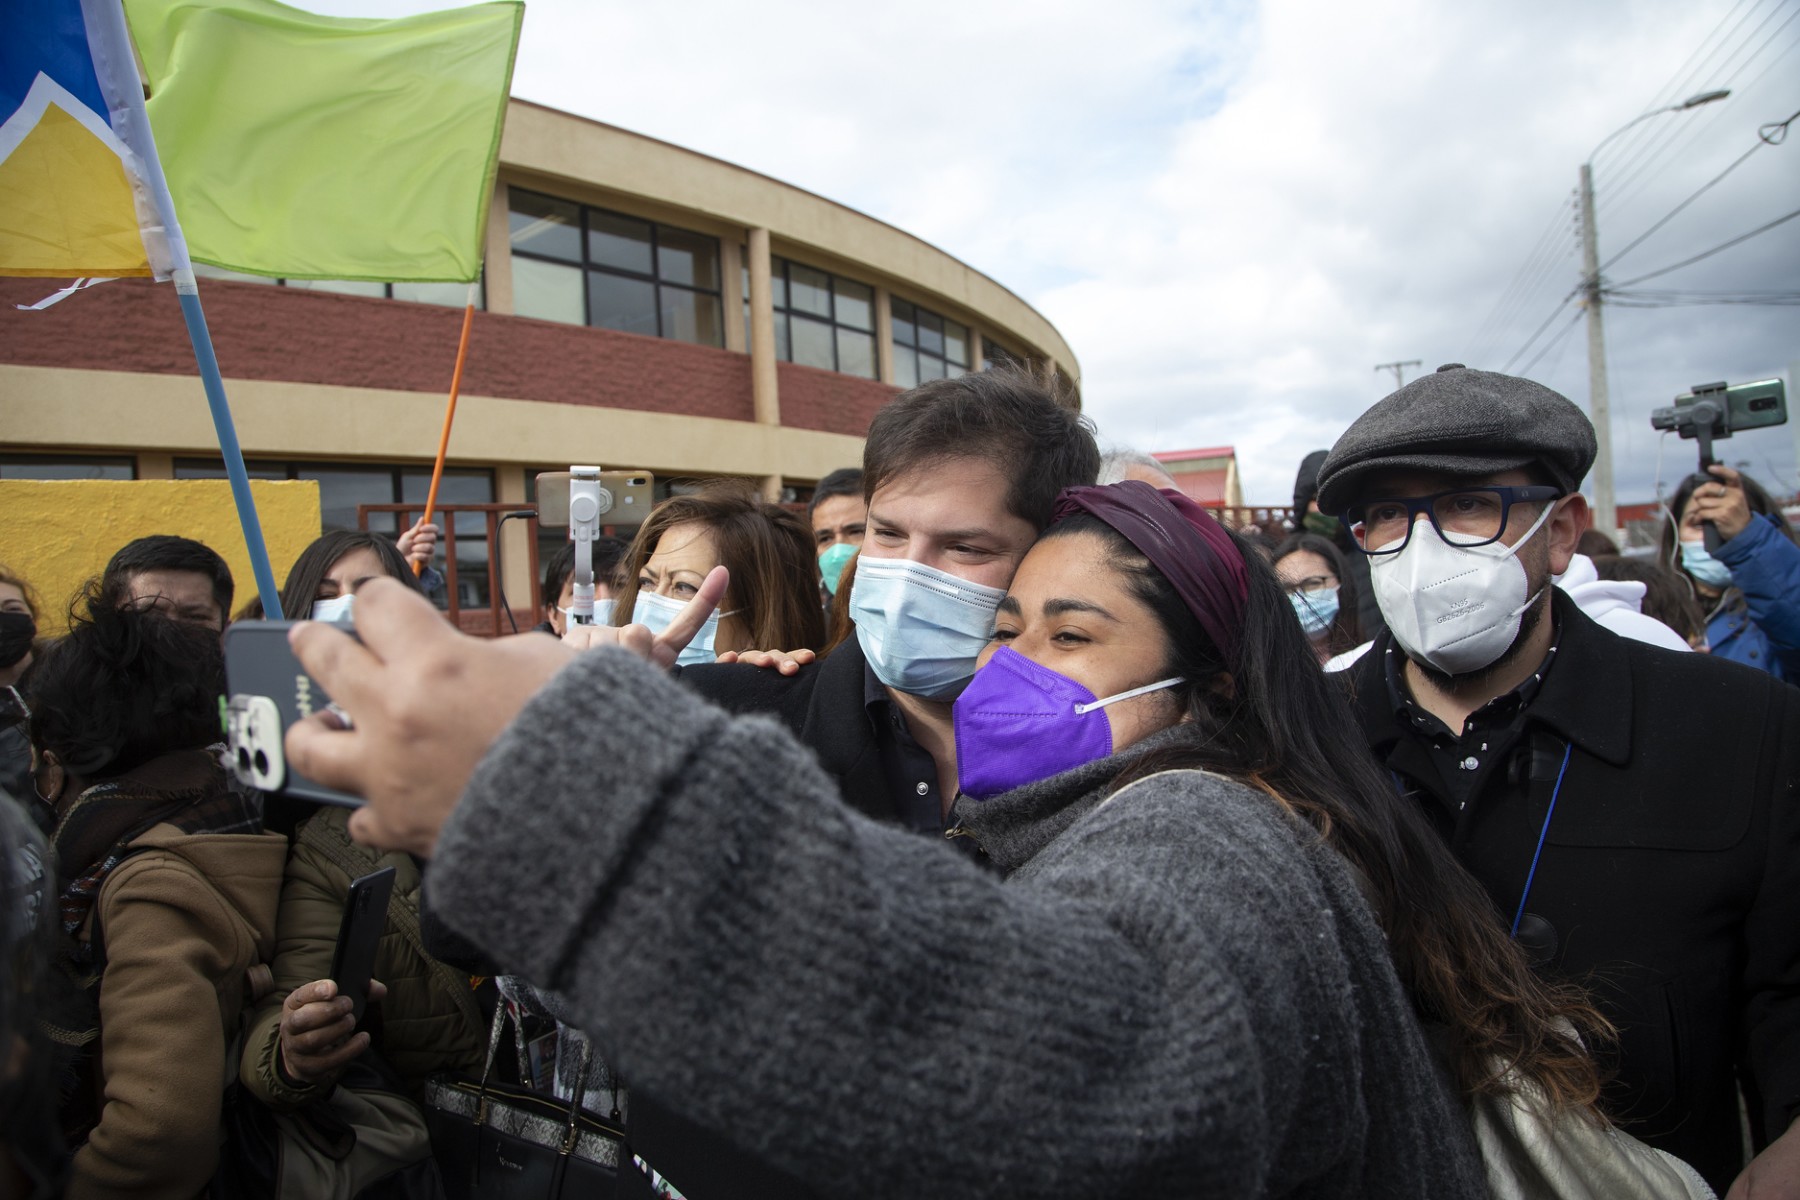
329, 866, 396, 1029
223, 619, 363, 807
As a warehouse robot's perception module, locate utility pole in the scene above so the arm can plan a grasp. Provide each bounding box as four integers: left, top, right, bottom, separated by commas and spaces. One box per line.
1576, 87, 1729, 540
1374, 360, 1422, 391
1578, 161, 1615, 540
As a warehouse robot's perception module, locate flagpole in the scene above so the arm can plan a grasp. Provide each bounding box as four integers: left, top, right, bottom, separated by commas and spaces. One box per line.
413, 283, 478, 577
172, 271, 286, 619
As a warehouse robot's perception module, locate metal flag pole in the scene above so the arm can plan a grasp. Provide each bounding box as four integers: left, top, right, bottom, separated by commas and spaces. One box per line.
172, 272, 286, 619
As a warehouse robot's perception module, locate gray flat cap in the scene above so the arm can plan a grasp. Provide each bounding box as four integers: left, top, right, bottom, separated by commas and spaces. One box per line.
1315, 364, 1596, 515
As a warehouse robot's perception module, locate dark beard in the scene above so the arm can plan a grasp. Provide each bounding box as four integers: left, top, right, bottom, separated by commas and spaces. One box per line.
1407, 588, 1550, 690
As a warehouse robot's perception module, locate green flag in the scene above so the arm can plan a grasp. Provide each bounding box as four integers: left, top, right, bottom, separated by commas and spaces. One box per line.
126, 0, 522, 282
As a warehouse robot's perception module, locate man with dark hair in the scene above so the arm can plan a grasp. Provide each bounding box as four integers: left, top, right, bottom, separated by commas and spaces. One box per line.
1317, 364, 1800, 1194
807, 468, 867, 550
682, 368, 1100, 834
99, 535, 234, 632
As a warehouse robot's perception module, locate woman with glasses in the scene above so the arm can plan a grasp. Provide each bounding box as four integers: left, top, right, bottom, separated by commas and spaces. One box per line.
1270, 532, 1361, 661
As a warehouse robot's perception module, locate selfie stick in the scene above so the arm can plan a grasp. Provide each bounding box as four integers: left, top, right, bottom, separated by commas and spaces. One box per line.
1686, 383, 1728, 555
567, 466, 604, 625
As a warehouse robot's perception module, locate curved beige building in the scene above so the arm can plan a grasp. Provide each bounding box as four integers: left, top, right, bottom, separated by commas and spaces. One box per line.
0, 98, 1080, 621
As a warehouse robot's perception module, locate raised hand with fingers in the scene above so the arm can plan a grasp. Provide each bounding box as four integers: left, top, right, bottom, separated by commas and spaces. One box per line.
396, 518, 440, 568
561, 566, 730, 671
286, 577, 580, 855
1688, 464, 1753, 542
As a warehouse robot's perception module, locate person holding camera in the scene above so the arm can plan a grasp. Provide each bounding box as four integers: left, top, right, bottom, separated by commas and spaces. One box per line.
1660, 464, 1800, 681
1316, 365, 1800, 1196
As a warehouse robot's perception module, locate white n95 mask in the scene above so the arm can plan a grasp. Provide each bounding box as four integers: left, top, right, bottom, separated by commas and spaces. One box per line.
850, 555, 1007, 700
1370, 503, 1556, 677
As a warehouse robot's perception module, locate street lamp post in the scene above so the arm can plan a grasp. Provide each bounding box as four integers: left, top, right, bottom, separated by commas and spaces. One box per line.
1578, 88, 1729, 538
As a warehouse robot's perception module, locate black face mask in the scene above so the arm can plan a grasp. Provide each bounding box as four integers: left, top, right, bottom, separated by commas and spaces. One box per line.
0, 611, 37, 669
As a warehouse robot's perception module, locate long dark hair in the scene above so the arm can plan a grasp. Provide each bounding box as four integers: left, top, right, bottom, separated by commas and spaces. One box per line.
612, 482, 826, 653
1271, 532, 1362, 656
276, 530, 420, 620
1044, 513, 1612, 1112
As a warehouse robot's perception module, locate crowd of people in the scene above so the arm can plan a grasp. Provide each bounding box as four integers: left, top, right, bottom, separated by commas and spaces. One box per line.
3, 363, 1798, 1199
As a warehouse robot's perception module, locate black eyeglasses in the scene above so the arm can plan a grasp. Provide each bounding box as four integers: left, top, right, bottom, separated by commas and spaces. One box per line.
1346, 486, 1562, 557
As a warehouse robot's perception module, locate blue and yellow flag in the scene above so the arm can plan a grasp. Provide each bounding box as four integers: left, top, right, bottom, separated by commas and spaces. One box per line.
0, 0, 188, 279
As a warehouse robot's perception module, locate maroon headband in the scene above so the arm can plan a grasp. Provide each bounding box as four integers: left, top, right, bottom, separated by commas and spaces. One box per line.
1050, 480, 1250, 664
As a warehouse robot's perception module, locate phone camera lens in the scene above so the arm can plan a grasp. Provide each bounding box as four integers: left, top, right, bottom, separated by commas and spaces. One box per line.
236, 748, 250, 770
254, 750, 269, 775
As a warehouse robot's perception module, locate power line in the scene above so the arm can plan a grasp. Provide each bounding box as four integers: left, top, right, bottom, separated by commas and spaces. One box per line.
1606, 289, 1800, 306
1468, 195, 1576, 360
1611, 205, 1800, 287
1600, 0, 1784, 187
1517, 309, 1584, 377
1602, 9, 1800, 217
1600, 108, 1797, 272
1500, 288, 1579, 373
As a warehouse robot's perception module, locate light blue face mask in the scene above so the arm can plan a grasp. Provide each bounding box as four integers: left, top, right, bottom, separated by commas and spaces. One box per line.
631, 590, 739, 668
817, 542, 857, 597
849, 555, 1007, 700
1288, 585, 1340, 638
1680, 542, 1734, 589
311, 594, 354, 624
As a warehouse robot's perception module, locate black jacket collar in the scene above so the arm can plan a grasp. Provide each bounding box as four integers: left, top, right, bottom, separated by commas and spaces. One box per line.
1349, 589, 1634, 767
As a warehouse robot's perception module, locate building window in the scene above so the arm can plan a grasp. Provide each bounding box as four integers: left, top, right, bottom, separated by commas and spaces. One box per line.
743, 257, 876, 379
174, 458, 496, 607
0, 454, 135, 480
190, 263, 483, 309
508, 189, 723, 347
890, 298, 968, 388
981, 338, 1023, 372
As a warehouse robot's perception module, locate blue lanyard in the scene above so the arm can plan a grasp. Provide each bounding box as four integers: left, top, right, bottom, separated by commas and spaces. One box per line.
1510, 743, 1573, 938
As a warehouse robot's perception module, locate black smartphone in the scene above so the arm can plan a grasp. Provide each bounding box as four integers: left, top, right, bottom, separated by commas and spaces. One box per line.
223, 619, 363, 807
329, 866, 396, 1029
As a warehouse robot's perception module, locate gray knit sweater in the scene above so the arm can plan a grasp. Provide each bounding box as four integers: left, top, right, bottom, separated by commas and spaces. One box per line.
429, 648, 1488, 1198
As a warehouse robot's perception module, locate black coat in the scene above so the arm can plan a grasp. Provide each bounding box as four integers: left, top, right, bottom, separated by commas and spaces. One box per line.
1346, 590, 1800, 1189
678, 639, 897, 822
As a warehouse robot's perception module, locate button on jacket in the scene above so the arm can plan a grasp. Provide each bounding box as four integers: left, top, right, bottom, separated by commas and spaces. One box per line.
1345, 589, 1800, 1191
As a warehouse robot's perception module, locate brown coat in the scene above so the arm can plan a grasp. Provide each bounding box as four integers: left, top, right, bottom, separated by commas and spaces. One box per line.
68, 821, 284, 1200
240, 804, 485, 1110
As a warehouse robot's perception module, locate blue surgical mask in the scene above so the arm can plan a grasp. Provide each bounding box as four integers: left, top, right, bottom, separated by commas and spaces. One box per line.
818, 543, 857, 597
850, 556, 1007, 700
311, 594, 354, 624
631, 591, 739, 668
1288, 586, 1339, 637
560, 598, 614, 626
1680, 542, 1733, 589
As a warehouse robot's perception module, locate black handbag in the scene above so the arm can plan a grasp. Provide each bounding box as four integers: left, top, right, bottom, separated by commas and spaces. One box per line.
425, 1003, 627, 1200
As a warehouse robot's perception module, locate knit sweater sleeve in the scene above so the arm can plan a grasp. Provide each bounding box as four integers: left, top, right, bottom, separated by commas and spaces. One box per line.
429, 649, 1353, 1197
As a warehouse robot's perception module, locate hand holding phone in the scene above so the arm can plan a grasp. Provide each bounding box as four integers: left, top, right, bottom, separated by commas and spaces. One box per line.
328, 865, 396, 1030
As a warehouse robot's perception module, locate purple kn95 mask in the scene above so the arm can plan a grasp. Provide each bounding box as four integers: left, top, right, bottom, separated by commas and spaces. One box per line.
952, 646, 1184, 800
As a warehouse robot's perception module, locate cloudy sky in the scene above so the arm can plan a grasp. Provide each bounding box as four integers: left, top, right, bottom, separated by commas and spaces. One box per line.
331, 0, 1799, 508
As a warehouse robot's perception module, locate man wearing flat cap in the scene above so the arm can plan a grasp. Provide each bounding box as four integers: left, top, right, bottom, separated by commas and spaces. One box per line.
1318, 364, 1800, 1195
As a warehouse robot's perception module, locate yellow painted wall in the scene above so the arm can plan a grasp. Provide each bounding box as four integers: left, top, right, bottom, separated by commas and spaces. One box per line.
0, 480, 320, 635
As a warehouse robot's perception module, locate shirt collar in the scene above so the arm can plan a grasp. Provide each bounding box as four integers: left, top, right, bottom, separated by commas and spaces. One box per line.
1384, 616, 1561, 741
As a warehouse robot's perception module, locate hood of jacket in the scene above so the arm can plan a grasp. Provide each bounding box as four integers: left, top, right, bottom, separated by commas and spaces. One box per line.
1554, 552, 1649, 621
122, 820, 285, 950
